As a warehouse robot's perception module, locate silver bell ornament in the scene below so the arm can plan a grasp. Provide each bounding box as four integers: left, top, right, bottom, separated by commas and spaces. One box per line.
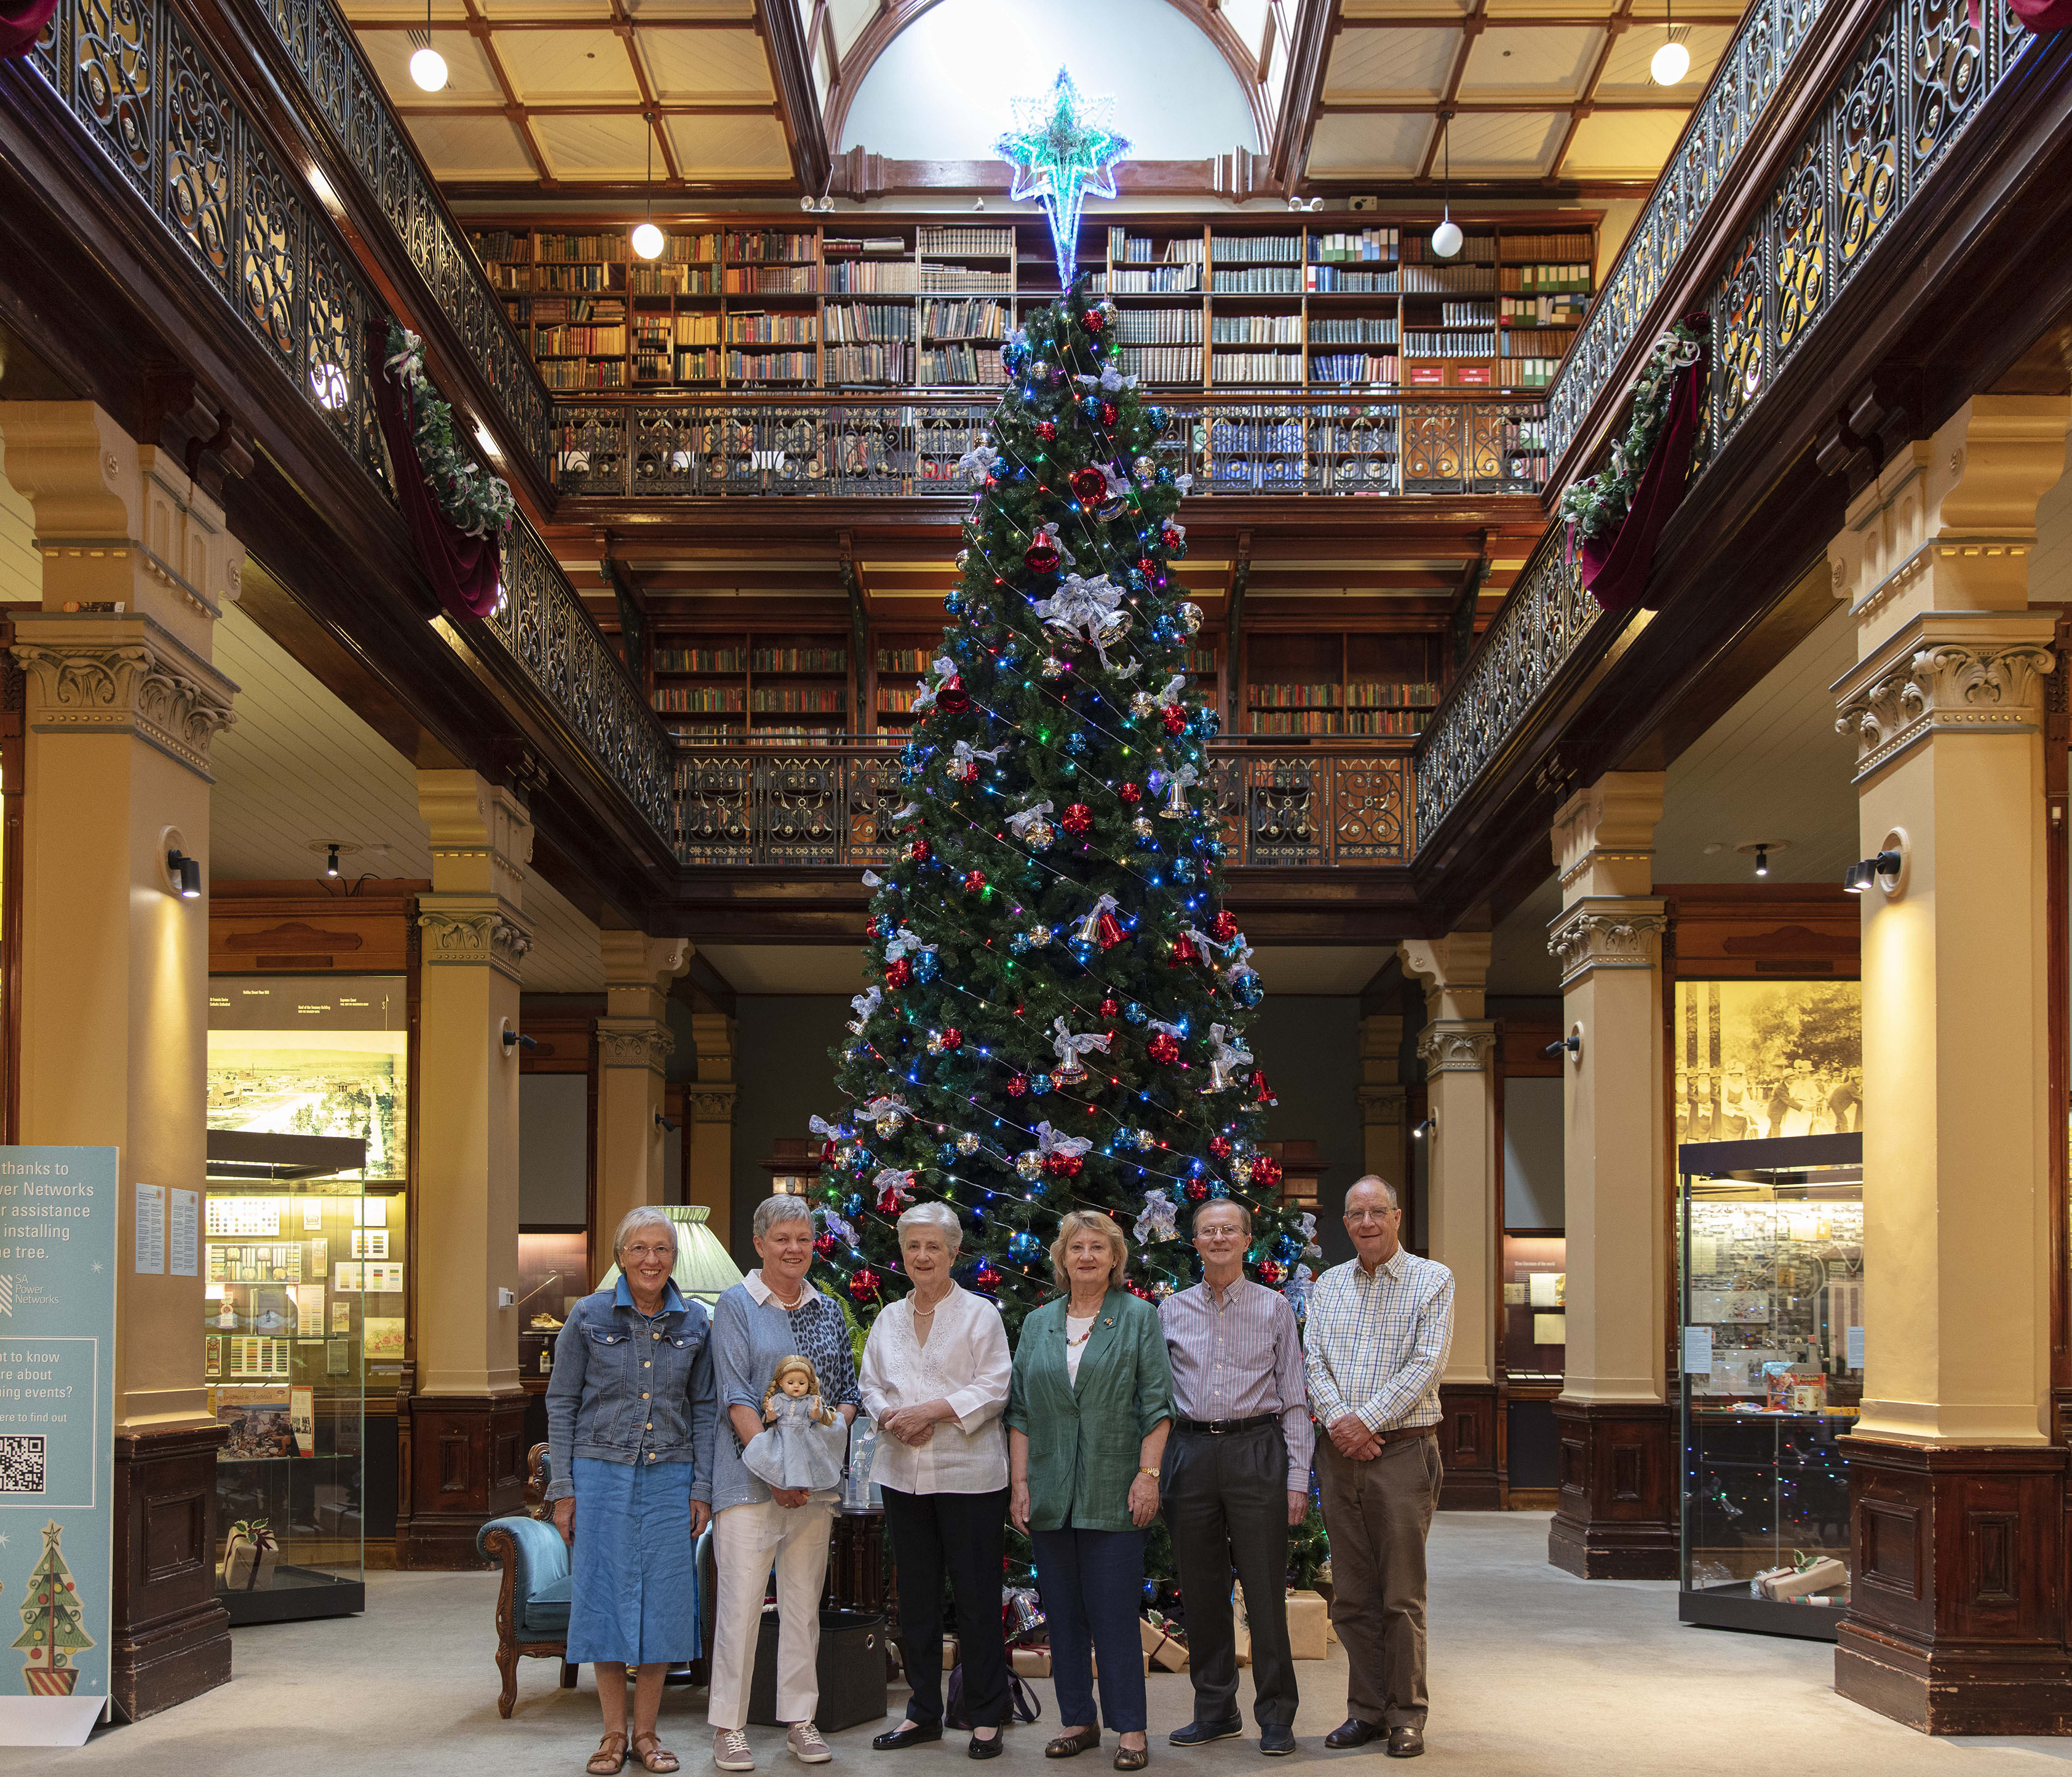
1023, 815, 1055, 849
926, 1029, 950, 1055
1177, 602, 1204, 636
1016, 1149, 1044, 1181
956, 1131, 982, 1155
1160, 775, 1193, 820
1054, 1053, 1087, 1085
835, 1142, 857, 1167
955, 549, 971, 571
1040, 655, 1071, 680
1095, 611, 1130, 651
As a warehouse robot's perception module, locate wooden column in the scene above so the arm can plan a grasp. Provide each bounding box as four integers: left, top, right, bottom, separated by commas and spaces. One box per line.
594, 931, 689, 1254
399, 770, 531, 1567
4, 401, 240, 1717
1356, 1011, 1407, 1210
1828, 395, 2071, 1733
1397, 934, 1499, 1509
1546, 772, 1675, 1579
686, 1010, 739, 1254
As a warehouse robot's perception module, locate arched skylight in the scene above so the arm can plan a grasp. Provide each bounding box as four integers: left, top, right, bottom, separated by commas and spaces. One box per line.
836, 0, 1260, 162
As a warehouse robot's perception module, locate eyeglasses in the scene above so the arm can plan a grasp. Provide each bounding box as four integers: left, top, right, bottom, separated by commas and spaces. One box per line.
1194, 1227, 1246, 1241
1344, 1209, 1400, 1227
624, 1242, 675, 1260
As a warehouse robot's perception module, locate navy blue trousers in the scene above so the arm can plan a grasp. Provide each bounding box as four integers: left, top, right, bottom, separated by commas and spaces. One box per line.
1032, 1525, 1148, 1734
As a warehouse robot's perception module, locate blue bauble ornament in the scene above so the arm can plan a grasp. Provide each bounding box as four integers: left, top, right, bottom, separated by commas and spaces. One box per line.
1125, 568, 1148, 592
1064, 731, 1089, 757
1233, 971, 1264, 1008
1145, 406, 1165, 427
1173, 857, 1196, 884
913, 951, 939, 984
1208, 1181, 1229, 1198
1142, 1580, 1159, 1604
1156, 467, 1173, 485
944, 589, 962, 615
1081, 394, 1102, 418
1029, 1073, 1054, 1097
1009, 933, 1030, 955
1276, 1233, 1302, 1262
1191, 709, 1221, 740
1009, 1230, 1043, 1262
1125, 1002, 1149, 1024
939, 1144, 960, 1168
845, 1193, 865, 1218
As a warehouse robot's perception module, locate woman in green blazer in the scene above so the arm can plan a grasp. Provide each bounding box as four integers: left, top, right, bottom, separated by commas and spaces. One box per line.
1007, 1209, 1175, 1771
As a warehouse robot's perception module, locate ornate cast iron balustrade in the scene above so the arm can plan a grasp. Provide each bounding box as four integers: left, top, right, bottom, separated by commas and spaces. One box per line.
1415, 0, 2033, 854
673, 740, 1415, 868
553, 397, 1549, 499
25, 0, 675, 844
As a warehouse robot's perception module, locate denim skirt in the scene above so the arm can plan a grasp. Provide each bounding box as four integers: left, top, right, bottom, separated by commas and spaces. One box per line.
566, 1455, 702, 1666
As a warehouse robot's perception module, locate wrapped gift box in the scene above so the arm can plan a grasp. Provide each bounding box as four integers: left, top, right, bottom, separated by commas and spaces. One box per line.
1284, 1590, 1330, 1661
221, 1519, 280, 1592
1010, 1646, 1052, 1679
1140, 1614, 1188, 1672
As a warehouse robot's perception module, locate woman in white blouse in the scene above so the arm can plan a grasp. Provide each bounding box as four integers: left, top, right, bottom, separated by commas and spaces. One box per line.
861, 1201, 1013, 1760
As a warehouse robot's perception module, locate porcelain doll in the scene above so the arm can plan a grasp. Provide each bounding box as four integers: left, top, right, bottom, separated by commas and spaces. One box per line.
742, 1354, 846, 1495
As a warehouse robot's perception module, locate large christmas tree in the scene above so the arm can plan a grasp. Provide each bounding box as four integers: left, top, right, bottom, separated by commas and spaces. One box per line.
15, 1520, 94, 1695
809, 279, 1320, 1340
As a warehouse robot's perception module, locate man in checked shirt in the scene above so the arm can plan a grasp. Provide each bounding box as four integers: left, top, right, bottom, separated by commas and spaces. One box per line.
1157, 1197, 1313, 1759
1303, 1175, 1455, 1760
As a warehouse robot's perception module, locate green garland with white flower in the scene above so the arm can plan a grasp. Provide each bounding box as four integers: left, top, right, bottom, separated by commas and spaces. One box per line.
383, 323, 517, 540
1557, 319, 1705, 543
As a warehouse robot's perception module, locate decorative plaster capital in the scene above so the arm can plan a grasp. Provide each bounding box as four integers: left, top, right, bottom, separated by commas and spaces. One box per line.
598, 1018, 675, 1074
1416, 1021, 1496, 1074
10, 615, 237, 782
1834, 625, 2055, 782
686, 1085, 739, 1125
417, 904, 533, 981
1356, 1084, 1408, 1125
1547, 898, 1667, 986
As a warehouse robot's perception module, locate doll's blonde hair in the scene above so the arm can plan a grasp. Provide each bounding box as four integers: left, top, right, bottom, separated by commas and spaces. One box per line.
763, 1354, 820, 1415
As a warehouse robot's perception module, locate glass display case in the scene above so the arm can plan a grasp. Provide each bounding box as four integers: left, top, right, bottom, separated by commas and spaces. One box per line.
518, 1226, 591, 1383
203, 1131, 378, 1624
1499, 1232, 1566, 1385
1678, 1133, 1862, 1640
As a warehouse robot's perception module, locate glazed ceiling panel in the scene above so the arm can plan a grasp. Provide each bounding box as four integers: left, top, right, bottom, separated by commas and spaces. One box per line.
1447, 108, 1564, 175
497, 26, 645, 100
532, 110, 657, 177
663, 110, 795, 175
637, 26, 776, 100
1458, 25, 1603, 98
1324, 26, 1462, 100
1305, 111, 1434, 175
1560, 106, 1692, 176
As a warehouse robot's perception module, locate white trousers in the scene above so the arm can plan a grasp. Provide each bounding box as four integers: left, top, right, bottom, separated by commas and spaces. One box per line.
707, 1498, 835, 1730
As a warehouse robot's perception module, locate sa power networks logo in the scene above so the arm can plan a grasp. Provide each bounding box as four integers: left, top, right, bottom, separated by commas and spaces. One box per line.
0, 1274, 13, 1317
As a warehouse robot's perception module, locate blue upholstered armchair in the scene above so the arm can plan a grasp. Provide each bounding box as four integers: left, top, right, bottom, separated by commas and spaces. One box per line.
477, 1444, 579, 1717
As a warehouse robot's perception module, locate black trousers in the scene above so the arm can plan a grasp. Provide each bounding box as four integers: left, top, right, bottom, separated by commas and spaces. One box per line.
881, 1484, 1010, 1730
1160, 1423, 1298, 1730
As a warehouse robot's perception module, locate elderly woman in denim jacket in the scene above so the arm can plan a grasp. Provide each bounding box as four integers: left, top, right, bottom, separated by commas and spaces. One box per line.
547, 1206, 720, 1777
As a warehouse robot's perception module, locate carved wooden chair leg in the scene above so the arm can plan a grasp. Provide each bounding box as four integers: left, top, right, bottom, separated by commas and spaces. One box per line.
562, 1660, 580, 1689
498, 1649, 520, 1719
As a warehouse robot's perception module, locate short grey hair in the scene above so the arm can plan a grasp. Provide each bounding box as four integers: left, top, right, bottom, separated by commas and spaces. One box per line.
1191, 1196, 1252, 1237
896, 1201, 963, 1252
1344, 1174, 1401, 1213
613, 1205, 678, 1265
752, 1192, 816, 1242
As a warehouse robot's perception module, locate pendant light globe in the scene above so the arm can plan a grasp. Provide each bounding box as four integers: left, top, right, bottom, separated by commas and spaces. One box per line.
1431, 216, 1464, 259
631, 221, 665, 260
408, 42, 447, 90
1651, 34, 1691, 82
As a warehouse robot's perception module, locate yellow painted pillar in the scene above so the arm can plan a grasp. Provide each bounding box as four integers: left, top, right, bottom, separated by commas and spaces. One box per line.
4, 400, 240, 1714
404, 769, 532, 1565
1827, 396, 2070, 1731
1545, 772, 1671, 1578
1356, 1012, 1407, 1211
1396, 933, 1499, 1505
594, 930, 689, 1256
686, 1011, 739, 1253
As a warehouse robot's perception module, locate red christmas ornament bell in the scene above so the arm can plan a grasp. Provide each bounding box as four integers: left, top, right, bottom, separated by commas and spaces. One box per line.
1211, 911, 1240, 944
1060, 802, 1092, 836
1095, 910, 1125, 949
1069, 467, 1106, 505
886, 957, 913, 989
937, 675, 970, 713
820, 1139, 839, 1166
1250, 1069, 1278, 1107
1170, 935, 1200, 967
1025, 537, 1061, 574
1148, 1032, 1181, 1066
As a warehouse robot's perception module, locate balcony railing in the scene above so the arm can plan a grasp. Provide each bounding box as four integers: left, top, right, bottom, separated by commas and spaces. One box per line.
554, 395, 1550, 501
673, 738, 1415, 868
1415, 0, 2036, 853
22, 0, 673, 844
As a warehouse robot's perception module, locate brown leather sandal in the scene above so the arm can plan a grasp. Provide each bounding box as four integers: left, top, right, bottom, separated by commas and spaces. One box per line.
588, 1733, 630, 1775
631, 1733, 680, 1775
1046, 1727, 1102, 1760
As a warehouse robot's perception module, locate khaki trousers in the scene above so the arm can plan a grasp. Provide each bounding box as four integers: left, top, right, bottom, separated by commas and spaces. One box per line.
1316, 1432, 1442, 1730
706, 1497, 835, 1730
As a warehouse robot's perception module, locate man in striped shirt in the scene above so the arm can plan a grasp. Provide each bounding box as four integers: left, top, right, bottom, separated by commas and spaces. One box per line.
1303, 1175, 1455, 1760
1157, 1197, 1314, 1757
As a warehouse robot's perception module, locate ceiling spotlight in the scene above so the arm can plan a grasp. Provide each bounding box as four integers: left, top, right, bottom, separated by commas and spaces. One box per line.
325, 844, 341, 879
1411, 1114, 1437, 1141
1843, 849, 1905, 895
1753, 845, 1768, 876
166, 849, 202, 900
1735, 838, 1787, 877
1652, 1, 1690, 84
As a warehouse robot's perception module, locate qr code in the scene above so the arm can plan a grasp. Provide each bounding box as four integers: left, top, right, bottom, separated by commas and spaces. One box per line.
0, 1435, 46, 1495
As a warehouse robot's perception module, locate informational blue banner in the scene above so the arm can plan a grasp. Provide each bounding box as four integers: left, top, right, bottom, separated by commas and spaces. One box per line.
0, 1148, 117, 1746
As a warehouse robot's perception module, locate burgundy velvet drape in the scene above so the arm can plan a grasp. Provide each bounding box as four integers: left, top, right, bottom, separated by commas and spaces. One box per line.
1576, 328, 1707, 615
366, 320, 502, 622
0, 0, 60, 59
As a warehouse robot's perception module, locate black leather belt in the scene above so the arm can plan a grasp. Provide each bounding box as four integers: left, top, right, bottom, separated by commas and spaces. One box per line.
1175, 1413, 1281, 1436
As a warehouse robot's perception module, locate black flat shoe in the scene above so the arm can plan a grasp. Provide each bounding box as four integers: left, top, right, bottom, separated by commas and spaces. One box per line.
1167, 1720, 1243, 1747
1046, 1728, 1102, 1760
873, 1722, 943, 1751
968, 1733, 1004, 1761
1260, 1727, 1296, 1757
1324, 1720, 1381, 1750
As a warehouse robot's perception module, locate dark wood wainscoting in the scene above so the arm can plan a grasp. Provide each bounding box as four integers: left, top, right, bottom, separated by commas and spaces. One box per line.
1547, 1399, 1676, 1579
1436, 1382, 1501, 1508
396, 1391, 530, 1569
1836, 1438, 2072, 1735
112, 1423, 230, 1720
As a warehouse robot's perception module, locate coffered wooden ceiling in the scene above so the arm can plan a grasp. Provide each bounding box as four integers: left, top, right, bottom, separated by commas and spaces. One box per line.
346, 0, 1750, 200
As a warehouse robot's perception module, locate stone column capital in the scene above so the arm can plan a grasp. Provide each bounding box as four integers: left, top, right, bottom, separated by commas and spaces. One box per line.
10, 611, 237, 782
1832, 611, 2057, 784
686, 1085, 738, 1125
1357, 1083, 1408, 1125
417, 895, 533, 983
1548, 896, 1667, 988
1416, 1020, 1496, 1074
596, 1015, 675, 1075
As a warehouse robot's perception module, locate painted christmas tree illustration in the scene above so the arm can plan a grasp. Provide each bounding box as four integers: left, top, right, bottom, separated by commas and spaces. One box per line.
15, 1521, 93, 1695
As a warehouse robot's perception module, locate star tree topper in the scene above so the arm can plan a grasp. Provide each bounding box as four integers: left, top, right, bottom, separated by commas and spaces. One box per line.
994, 68, 1131, 289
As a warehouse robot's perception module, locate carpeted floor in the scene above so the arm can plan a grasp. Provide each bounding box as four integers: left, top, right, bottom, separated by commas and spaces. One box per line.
22, 1513, 2072, 1773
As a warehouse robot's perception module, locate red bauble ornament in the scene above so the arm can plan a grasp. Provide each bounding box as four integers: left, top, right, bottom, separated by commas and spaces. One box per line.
940, 1027, 963, 1051
1082, 306, 1108, 334
938, 675, 970, 713
1138, 556, 1157, 577
910, 838, 932, 863
1250, 1069, 1278, 1107
1148, 1032, 1181, 1066
1035, 421, 1057, 443
886, 957, 913, 988
1118, 781, 1141, 804
1210, 1135, 1234, 1159
1099, 997, 1121, 1021
849, 1267, 882, 1304
963, 869, 986, 895
1044, 1152, 1084, 1179
1211, 910, 1240, 944
1127, 1281, 1154, 1301
1069, 467, 1106, 504
972, 1262, 1002, 1294
1095, 910, 1125, 949
1161, 524, 1183, 550
814, 1232, 838, 1258
1171, 935, 1200, 967
1061, 802, 1092, 836
1252, 1154, 1284, 1189
1182, 1177, 1209, 1204
1256, 1259, 1287, 1286
1161, 704, 1186, 736
1007, 1074, 1029, 1098
1025, 537, 1061, 574
1100, 402, 1117, 427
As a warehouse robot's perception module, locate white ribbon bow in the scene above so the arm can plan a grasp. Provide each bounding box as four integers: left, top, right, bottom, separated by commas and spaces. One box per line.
1205, 1024, 1254, 1070
820, 1205, 857, 1248
954, 443, 1001, 481
1159, 673, 1187, 705
1147, 1018, 1187, 1040
861, 869, 883, 888
1051, 1016, 1114, 1067
950, 741, 1003, 775
1133, 1189, 1178, 1246
1181, 927, 1221, 957
1005, 799, 1055, 837
1034, 574, 1127, 664
808, 1114, 850, 1142
1034, 1122, 1094, 1161
860, 1096, 908, 1120
871, 1168, 916, 1210
849, 987, 883, 1023
883, 926, 934, 964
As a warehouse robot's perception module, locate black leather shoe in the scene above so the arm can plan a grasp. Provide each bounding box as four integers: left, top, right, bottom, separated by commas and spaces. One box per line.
968, 1732, 1004, 1761
1323, 1720, 1381, 1750
873, 1722, 942, 1751
1386, 1727, 1424, 1759
1167, 1720, 1243, 1747
1259, 1727, 1296, 1757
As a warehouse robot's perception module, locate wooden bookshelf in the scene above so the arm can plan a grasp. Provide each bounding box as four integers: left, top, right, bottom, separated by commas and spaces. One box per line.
650, 628, 853, 740
465, 212, 1599, 399
1239, 630, 1440, 739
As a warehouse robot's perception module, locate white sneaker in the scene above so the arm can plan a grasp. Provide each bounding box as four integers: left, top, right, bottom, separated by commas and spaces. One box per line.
786, 1724, 832, 1765
713, 1728, 755, 1771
